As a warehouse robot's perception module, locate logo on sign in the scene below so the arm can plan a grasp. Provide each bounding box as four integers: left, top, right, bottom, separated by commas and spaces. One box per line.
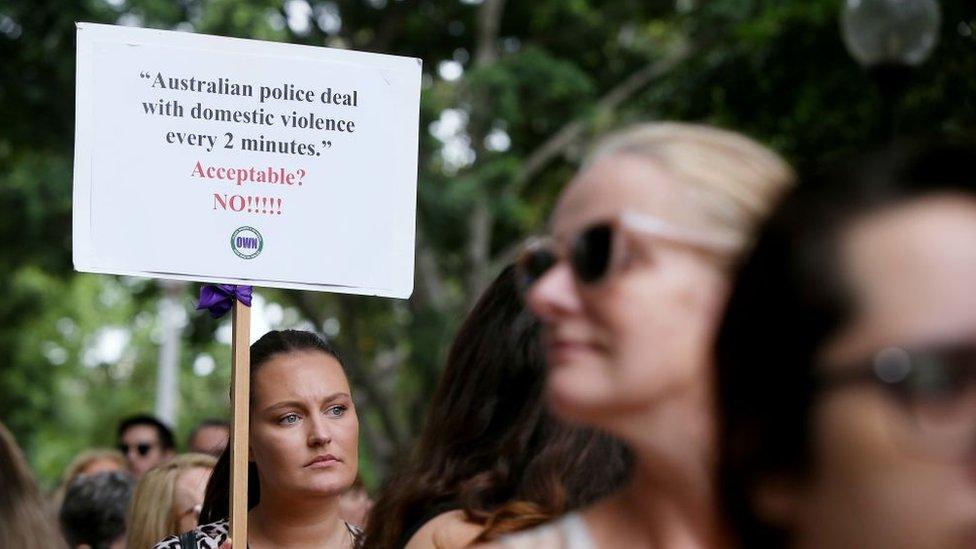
231, 226, 263, 259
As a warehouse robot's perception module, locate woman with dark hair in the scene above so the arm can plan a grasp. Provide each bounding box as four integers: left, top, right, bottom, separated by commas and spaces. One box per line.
0, 420, 67, 549
715, 141, 976, 548
154, 330, 361, 548
362, 265, 631, 549
60, 471, 136, 549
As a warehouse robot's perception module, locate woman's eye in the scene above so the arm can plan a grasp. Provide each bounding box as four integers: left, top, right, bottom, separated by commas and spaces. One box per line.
326, 405, 347, 418
279, 413, 301, 425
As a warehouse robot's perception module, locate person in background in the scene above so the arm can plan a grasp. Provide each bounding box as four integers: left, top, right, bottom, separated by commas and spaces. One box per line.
60, 471, 136, 549
156, 330, 362, 548
0, 419, 67, 548
187, 419, 230, 457
503, 122, 794, 548
53, 448, 127, 511
127, 453, 216, 549
716, 142, 976, 549
363, 265, 631, 549
118, 414, 176, 479
338, 475, 373, 530
62, 448, 127, 478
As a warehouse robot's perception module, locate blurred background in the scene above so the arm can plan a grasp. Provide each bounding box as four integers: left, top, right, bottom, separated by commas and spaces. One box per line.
0, 0, 974, 488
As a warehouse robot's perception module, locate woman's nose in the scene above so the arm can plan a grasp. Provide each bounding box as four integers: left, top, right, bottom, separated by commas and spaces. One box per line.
526, 262, 583, 321
307, 416, 333, 446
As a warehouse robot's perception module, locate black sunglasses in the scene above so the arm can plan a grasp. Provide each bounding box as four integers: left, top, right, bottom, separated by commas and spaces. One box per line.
515, 210, 737, 292
818, 343, 976, 458
118, 442, 155, 457
516, 223, 612, 291
818, 345, 976, 400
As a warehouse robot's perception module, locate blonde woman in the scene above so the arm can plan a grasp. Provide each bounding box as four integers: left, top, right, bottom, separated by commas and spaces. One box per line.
127, 453, 216, 549
500, 123, 794, 548
52, 448, 126, 511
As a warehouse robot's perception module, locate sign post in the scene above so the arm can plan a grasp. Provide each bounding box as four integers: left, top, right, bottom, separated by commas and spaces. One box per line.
230, 300, 251, 543
73, 22, 421, 543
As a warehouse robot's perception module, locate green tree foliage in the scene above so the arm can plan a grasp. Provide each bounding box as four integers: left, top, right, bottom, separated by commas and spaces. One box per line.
0, 0, 973, 486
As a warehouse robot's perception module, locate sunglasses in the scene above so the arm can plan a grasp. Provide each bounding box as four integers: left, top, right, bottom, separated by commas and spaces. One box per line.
516, 210, 739, 292
820, 344, 976, 400
819, 343, 976, 458
118, 442, 156, 457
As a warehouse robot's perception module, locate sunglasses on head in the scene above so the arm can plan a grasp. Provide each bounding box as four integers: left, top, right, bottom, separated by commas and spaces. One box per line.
515, 210, 739, 292
118, 442, 155, 457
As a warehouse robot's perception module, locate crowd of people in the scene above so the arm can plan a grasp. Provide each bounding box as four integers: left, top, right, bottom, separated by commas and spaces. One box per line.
1, 122, 973, 549
1, 412, 231, 549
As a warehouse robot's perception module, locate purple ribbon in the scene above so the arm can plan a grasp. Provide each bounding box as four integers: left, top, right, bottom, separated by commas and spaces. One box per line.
195, 284, 253, 319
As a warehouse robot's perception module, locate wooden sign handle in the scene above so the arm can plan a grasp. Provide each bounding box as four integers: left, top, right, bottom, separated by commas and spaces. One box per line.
230, 299, 251, 545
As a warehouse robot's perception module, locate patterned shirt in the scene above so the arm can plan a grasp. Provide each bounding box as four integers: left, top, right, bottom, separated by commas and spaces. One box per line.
153, 519, 363, 548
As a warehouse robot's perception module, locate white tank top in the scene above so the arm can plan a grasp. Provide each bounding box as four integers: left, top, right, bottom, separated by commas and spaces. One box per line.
500, 512, 596, 549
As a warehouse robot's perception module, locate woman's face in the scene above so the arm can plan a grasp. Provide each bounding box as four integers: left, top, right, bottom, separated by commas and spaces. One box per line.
782, 196, 976, 549
249, 350, 359, 500
526, 154, 729, 427
172, 466, 211, 534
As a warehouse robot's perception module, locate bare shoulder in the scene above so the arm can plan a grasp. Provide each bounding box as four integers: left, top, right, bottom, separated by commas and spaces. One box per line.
404, 509, 484, 549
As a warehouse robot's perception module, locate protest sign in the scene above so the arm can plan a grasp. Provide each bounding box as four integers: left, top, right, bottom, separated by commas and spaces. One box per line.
73, 22, 421, 298
73, 22, 421, 543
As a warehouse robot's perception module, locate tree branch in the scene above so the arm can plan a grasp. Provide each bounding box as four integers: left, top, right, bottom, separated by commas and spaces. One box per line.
464, 0, 507, 298
513, 42, 694, 191
365, 0, 418, 53
474, 0, 506, 66
413, 228, 450, 313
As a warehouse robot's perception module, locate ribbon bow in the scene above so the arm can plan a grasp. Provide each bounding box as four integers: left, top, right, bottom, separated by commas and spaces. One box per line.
195, 284, 253, 319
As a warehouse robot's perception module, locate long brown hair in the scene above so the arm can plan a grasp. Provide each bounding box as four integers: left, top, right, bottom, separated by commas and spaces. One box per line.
362, 265, 632, 548
0, 420, 67, 548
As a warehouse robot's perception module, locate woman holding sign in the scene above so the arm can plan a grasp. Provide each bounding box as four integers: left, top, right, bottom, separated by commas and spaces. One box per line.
154, 330, 362, 549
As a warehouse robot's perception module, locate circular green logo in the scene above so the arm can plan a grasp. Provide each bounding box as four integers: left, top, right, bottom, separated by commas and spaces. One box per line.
230, 226, 263, 259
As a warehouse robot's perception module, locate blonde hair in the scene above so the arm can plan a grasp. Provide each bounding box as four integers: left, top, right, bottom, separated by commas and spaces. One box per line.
588, 122, 795, 253
126, 453, 217, 549
52, 448, 126, 510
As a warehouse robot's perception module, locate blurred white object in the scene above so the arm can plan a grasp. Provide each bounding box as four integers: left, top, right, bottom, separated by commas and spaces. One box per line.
841, 0, 941, 66
155, 280, 187, 427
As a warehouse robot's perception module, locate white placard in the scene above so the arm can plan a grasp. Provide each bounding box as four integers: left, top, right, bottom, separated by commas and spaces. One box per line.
73, 23, 421, 298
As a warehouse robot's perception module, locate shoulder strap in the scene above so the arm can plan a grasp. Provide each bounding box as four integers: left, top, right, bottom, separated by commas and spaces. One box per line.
178, 530, 198, 549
